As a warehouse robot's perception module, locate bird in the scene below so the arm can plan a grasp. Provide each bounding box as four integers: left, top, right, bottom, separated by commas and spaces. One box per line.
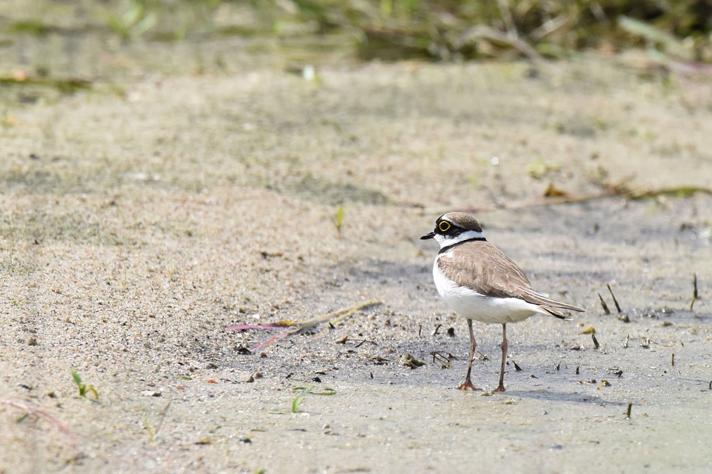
420, 211, 584, 392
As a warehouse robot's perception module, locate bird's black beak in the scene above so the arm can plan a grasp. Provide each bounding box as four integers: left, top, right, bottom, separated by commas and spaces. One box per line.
420, 231, 435, 240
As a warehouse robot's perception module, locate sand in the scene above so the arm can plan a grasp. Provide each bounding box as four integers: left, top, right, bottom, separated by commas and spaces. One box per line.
1, 23, 712, 473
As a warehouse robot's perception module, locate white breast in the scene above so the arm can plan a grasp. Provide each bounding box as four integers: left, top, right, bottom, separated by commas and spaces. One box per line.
432, 253, 545, 324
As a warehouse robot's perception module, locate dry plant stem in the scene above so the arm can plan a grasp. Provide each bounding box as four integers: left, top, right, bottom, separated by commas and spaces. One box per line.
310, 300, 383, 331
607, 283, 623, 313
253, 331, 292, 351
0, 75, 92, 90
530, 14, 571, 41
153, 400, 172, 439
689, 273, 698, 311
252, 300, 382, 351
598, 293, 610, 314
1, 400, 74, 438
429, 186, 712, 216
496, 0, 518, 39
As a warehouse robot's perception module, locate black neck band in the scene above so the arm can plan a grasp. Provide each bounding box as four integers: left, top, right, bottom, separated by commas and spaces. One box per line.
438, 237, 486, 254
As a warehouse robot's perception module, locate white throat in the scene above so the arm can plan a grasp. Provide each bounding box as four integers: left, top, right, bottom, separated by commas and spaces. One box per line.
434, 230, 485, 250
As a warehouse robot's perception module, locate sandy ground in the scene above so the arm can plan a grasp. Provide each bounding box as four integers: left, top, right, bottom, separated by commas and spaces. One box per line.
1, 22, 712, 473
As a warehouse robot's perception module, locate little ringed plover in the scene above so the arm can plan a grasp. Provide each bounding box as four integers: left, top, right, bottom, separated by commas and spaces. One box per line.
421, 212, 584, 392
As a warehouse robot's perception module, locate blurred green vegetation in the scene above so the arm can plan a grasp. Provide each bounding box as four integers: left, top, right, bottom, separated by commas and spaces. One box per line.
252, 0, 712, 61
4, 0, 711, 61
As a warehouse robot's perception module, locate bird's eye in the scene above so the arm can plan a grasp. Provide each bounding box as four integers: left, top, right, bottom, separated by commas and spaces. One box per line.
438, 221, 451, 232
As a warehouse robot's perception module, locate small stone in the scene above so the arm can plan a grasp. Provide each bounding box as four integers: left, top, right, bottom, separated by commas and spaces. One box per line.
245, 371, 262, 383
27, 337, 38, 346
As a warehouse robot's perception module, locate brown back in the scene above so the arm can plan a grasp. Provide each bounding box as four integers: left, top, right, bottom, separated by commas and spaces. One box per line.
438, 240, 584, 315
437, 241, 532, 299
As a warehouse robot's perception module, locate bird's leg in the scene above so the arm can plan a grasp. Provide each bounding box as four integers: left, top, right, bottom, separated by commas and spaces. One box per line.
458, 319, 481, 391
495, 323, 508, 392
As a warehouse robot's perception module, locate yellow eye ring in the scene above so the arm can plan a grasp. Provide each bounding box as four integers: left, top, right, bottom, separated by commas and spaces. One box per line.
438, 221, 451, 232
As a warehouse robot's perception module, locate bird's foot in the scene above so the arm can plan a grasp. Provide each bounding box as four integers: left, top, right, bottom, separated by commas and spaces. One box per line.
457, 379, 481, 391
494, 384, 506, 393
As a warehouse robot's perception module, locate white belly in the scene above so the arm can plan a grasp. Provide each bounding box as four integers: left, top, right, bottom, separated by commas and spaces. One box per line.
432, 257, 544, 324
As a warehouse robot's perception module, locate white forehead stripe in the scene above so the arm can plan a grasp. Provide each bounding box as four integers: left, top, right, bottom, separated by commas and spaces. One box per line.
435, 230, 485, 249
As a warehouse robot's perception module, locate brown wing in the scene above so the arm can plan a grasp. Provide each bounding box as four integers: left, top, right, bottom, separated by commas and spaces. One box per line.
438, 241, 584, 315
438, 241, 532, 298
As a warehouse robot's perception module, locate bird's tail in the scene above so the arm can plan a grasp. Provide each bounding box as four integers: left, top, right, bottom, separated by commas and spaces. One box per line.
523, 289, 584, 318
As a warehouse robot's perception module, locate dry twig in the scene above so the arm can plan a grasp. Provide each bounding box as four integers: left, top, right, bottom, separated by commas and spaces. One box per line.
227, 300, 382, 351
1, 400, 74, 438
689, 273, 699, 311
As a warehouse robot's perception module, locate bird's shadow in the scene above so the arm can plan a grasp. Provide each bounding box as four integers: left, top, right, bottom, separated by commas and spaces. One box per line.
505, 388, 627, 406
